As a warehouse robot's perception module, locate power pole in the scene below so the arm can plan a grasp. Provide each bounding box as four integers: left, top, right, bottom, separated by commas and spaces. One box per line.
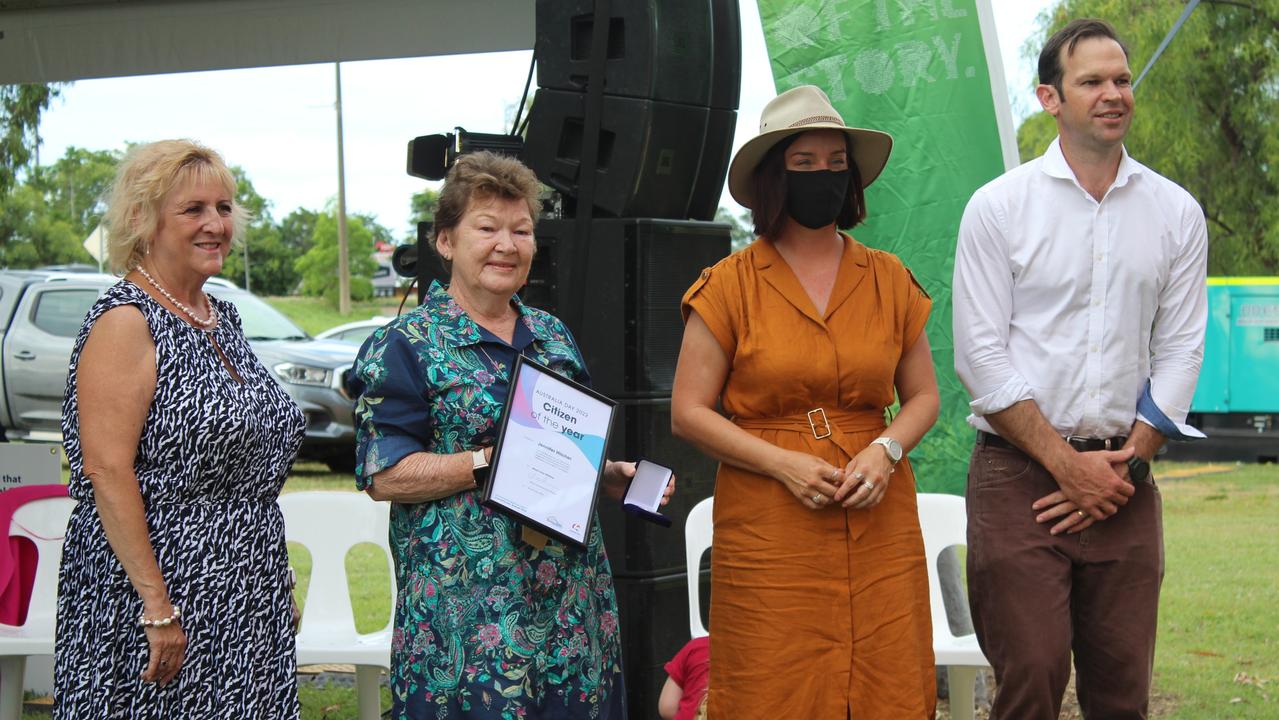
335, 61, 352, 315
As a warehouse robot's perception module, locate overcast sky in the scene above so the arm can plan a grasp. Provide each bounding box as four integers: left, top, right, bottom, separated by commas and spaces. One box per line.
35, 1, 1052, 238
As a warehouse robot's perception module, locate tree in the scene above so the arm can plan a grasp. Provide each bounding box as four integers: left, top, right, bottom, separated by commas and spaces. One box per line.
0, 145, 110, 268
1020, 1, 1279, 275
0, 184, 91, 267
407, 187, 439, 244
295, 206, 379, 305
354, 211, 396, 250
714, 206, 754, 252
1, 84, 63, 196
221, 167, 301, 294
28, 146, 120, 239
278, 207, 319, 257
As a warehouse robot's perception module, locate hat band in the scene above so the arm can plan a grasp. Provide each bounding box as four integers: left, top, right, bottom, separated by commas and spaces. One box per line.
786, 114, 843, 128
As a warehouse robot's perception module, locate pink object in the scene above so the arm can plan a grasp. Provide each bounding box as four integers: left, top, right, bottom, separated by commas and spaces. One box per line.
0, 485, 70, 625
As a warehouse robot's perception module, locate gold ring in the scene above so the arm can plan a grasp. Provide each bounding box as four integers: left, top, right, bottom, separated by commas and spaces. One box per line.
1077, 510, 1086, 518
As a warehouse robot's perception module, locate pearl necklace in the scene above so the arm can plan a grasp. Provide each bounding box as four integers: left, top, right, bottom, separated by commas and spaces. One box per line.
136, 266, 219, 331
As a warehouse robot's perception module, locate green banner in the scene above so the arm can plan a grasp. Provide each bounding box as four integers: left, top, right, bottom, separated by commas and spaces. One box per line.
758, 0, 1015, 494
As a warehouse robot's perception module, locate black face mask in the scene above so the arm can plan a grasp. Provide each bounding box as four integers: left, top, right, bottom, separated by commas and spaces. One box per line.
785, 169, 851, 229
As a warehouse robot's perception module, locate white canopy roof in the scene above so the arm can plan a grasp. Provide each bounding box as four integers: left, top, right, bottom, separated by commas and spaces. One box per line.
0, 0, 534, 84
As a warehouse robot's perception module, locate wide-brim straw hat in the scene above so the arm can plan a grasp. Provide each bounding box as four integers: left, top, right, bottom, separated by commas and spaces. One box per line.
727, 85, 893, 209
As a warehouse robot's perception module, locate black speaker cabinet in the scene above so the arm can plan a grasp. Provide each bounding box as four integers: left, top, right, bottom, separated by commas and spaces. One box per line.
522, 89, 735, 220
534, 0, 741, 111
521, 218, 731, 397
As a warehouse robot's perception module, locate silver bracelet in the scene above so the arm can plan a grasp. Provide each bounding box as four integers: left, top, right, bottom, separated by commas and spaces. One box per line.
138, 604, 182, 628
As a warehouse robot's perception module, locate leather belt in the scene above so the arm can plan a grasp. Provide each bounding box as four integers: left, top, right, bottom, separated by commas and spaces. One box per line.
976, 430, 1128, 453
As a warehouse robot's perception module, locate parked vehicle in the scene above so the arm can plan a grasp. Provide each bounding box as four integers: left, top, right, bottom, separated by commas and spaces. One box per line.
1164, 277, 1279, 464
371, 261, 400, 298
0, 270, 359, 471
314, 316, 395, 346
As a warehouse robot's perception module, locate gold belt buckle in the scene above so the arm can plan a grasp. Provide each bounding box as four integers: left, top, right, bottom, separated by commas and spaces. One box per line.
807, 408, 832, 440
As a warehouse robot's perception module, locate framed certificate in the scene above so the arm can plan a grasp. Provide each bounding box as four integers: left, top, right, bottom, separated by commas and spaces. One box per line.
482, 355, 618, 548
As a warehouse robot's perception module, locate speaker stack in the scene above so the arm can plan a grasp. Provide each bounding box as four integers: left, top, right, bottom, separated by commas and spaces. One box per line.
518, 2, 741, 715
523, 0, 740, 220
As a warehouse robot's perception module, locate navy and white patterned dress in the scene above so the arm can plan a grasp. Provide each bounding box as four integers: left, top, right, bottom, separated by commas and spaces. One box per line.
55, 280, 305, 719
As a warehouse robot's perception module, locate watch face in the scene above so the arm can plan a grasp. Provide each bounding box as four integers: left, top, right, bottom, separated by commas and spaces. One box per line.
888, 439, 903, 462
876, 437, 902, 463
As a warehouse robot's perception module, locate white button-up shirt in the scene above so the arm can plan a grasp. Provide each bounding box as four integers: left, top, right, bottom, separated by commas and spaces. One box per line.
953, 138, 1208, 438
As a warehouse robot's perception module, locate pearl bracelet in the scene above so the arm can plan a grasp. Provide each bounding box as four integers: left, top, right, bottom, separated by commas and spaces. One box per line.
139, 605, 182, 628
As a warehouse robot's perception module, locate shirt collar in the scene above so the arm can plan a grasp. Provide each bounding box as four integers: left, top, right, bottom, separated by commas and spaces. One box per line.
1042, 136, 1143, 192
422, 280, 555, 348
750, 232, 869, 270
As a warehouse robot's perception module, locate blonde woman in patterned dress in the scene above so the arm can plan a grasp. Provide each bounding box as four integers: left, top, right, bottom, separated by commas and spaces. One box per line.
56, 140, 304, 718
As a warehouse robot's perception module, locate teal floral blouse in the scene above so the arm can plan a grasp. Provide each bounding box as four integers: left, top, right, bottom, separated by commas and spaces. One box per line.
352, 281, 625, 720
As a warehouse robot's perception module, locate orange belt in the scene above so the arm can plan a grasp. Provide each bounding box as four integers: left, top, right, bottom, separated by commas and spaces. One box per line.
733, 408, 886, 542
734, 408, 885, 461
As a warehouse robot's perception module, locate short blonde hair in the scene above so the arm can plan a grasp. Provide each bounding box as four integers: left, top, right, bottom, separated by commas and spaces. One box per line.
103, 139, 248, 274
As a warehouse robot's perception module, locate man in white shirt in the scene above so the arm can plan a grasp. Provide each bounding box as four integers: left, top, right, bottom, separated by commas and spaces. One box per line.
952, 18, 1207, 720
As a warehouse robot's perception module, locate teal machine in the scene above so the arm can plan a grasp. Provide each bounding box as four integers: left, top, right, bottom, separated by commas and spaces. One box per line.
1165, 278, 1279, 463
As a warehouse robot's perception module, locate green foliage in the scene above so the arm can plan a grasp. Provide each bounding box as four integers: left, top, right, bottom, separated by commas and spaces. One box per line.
0, 83, 63, 196
714, 206, 755, 252
279, 208, 319, 257
221, 167, 302, 295
1021, 0, 1279, 275
29, 146, 119, 239
0, 145, 116, 269
0, 182, 95, 268
295, 209, 380, 305
0, 145, 116, 268
407, 187, 439, 242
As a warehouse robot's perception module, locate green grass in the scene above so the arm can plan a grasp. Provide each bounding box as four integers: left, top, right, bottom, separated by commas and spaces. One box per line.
1153, 461, 1279, 718
265, 295, 407, 336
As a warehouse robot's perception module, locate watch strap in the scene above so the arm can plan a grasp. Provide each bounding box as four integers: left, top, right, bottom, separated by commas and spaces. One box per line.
472, 448, 490, 490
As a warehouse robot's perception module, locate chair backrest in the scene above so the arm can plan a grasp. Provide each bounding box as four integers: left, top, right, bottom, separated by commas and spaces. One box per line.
278, 491, 395, 641
5, 496, 76, 633
684, 496, 713, 638
915, 493, 970, 644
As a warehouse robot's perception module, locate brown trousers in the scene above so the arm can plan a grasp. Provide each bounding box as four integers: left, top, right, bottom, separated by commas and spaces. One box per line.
966, 443, 1164, 720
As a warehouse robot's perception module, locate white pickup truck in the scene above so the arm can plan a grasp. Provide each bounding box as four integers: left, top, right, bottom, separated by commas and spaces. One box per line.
0, 270, 360, 471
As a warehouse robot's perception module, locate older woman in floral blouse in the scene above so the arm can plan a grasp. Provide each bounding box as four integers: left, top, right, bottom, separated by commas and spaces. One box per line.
351, 151, 666, 719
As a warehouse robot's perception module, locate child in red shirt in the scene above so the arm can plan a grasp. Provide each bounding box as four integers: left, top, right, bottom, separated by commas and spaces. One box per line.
659, 635, 710, 720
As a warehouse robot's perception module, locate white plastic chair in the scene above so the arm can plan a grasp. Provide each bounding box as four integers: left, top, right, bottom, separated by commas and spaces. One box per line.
684, 497, 713, 638
0, 495, 75, 720
916, 493, 990, 720
279, 491, 395, 720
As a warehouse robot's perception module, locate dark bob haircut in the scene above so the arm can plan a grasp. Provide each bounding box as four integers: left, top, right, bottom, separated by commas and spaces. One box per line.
749, 132, 866, 240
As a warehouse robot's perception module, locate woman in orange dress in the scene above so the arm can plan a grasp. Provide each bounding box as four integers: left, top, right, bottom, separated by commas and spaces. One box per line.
671, 85, 940, 718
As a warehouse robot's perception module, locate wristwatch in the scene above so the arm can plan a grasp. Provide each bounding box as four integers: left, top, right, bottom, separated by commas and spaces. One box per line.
1126, 454, 1151, 482
870, 436, 903, 465
471, 448, 491, 490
